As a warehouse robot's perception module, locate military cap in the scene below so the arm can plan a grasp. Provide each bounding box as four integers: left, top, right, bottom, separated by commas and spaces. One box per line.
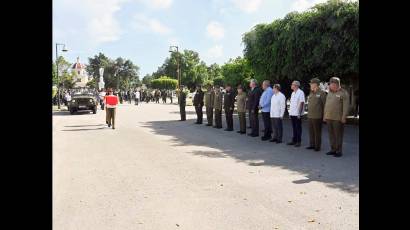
329, 77, 341, 85
310, 78, 320, 84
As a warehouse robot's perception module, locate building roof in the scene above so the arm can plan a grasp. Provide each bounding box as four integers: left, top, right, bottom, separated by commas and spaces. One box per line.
72, 57, 86, 69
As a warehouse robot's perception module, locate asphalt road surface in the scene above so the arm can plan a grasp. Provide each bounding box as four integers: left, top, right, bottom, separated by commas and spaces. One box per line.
53, 102, 359, 230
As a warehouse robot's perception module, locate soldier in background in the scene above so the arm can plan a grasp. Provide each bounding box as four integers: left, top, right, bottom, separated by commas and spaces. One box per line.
178, 85, 187, 121
248, 79, 263, 137
204, 84, 215, 126
193, 85, 204, 124
236, 85, 247, 134
324, 77, 349, 157
306, 78, 327, 151
213, 85, 223, 129
223, 84, 235, 131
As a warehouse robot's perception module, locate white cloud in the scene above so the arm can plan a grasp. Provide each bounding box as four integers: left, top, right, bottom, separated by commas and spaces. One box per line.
206, 21, 225, 41
139, 0, 173, 9
291, 0, 327, 12
133, 14, 172, 35
231, 0, 263, 13
207, 45, 223, 58
55, 0, 129, 45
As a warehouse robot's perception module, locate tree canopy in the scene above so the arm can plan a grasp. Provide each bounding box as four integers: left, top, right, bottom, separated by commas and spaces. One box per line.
242, 0, 358, 90
151, 76, 178, 90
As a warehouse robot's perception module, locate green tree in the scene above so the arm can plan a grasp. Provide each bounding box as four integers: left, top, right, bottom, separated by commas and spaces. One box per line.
220, 57, 254, 89
151, 76, 178, 90
242, 0, 358, 96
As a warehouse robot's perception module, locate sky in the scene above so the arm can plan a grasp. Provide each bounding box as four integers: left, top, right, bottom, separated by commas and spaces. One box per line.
53, 0, 333, 77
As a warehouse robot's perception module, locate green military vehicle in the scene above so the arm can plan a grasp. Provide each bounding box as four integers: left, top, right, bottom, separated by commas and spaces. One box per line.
67, 87, 98, 115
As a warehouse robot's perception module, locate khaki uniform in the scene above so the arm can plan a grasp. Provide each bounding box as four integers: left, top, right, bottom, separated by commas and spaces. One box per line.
204, 90, 215, 125
324, 88, 349, 153
179, 90, 188, 121
213, 90, 223, 128
307, 89, 327, 150
236, 92, 247, 133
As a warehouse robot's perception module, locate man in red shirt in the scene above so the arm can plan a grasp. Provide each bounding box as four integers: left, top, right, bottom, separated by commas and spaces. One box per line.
104, 88, 119, 129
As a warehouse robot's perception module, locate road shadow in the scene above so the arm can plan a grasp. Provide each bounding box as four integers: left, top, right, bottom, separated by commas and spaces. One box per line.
64, 124, 106, 127
61, 127, 107, 131
140, 115, 359, 194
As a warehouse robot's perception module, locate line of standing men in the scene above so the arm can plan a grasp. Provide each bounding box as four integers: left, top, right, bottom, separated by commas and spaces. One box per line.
179, 76, 350, 158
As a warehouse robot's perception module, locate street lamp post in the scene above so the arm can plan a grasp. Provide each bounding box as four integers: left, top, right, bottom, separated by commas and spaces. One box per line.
55, 43, 68, 109
169, 45, 180, 88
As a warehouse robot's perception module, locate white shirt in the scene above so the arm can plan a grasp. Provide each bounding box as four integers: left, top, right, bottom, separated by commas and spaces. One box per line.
270, 92, 286, 118
289, 88, 305, 116
134, 91, 140, 99
65, 93, 71, 101
99, 92, 106, 100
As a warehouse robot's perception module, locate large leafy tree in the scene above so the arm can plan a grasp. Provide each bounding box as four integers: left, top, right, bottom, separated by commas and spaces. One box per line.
242, 0, 358, 96
151, 76, 178, 90
53, 56, 75, 89
86, 53, 140, 90
220, 57, 254, 89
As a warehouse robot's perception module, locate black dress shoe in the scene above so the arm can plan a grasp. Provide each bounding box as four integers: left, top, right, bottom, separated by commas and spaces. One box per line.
314, 148, 320, 152
237, 131, 242, 133
240, 132, 246, 134
261, 136, 271, 141
306, 146, 315, 150
334, 152, 343, 157
216, 127, 222, 129
276, 140, 282, 144
206, 124, 212, 126
294, 142, 301, 147
225, 128, 233, 131
248, 133, 258, 137
326, 151, 336, 155
108, 123, 111, 127
269, 139, 278, 142
287, 142, 296, 145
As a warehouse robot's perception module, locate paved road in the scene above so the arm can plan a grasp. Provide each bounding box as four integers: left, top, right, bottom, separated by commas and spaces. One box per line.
53, 103, 358, 230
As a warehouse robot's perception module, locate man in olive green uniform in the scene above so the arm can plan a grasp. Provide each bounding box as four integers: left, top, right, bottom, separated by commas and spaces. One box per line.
324, 77, 349, 157
236, 85, 247, 134
204, 85, 215, 126
193, 85, 204, 124
178, 85, 187, 121
306, 78, 327, 152
213, 85, 223, 129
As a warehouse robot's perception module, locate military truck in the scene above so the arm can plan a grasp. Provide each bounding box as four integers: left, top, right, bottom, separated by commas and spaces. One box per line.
67, 87, 98, 114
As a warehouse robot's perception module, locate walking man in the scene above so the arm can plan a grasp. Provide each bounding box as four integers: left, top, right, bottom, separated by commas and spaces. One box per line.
248, 79, 262, 137
223, 84, 235, 131
259, 80, 274, 141
270, 84, 286, 143
178, 85, 187, 121
287, 80, 305, 147
324, 77, 349, 157
306, 78, 327, 151
213, 85, 223, 129
134, 90, 140, 105
204, 84, 215, 126
236, 85, 247, 134
193, 85, 204, 124
104, 88, 119, 129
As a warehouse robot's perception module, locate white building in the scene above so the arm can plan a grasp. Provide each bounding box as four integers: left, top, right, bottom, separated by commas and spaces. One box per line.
72, 57, 89, 87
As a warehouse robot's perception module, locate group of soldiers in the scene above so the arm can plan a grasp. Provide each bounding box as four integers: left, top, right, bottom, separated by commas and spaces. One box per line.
178, 77, 350, 157
140, 89, 174, 104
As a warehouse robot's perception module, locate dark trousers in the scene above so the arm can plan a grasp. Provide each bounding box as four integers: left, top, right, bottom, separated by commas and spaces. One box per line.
214, 109, 222, 128
135, 98, 139, 105
107, 108, 116, 128
195, 106, 203, 124
262, 112, 272, 138
180, 105, 186, 120
271, 118, 283, 141
225, 109, 233, 130
290, 116, 302, 143
248, 109, 252, 127
250, 109, 259, 135
238, 112, 246, 132
327, 120, 345, 153
206, 106, 213, 125
308, 118, 322, 150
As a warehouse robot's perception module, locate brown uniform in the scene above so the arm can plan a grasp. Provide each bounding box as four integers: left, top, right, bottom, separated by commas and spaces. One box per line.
236, 92, 247, 133
324, 88, 349, 153
307, 89, 327, 150
204, 90, 215, 126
